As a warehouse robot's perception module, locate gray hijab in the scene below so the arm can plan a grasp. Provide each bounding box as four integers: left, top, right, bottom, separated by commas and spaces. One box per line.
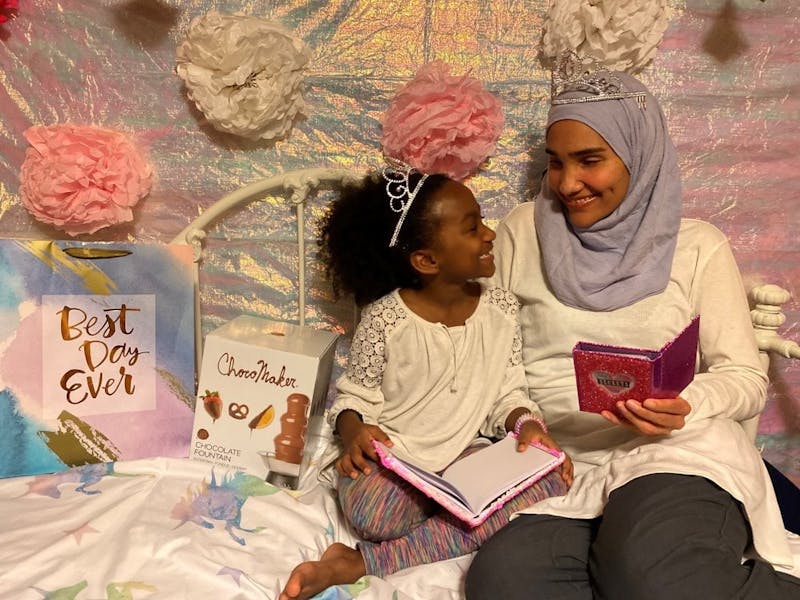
534, 71, 682, 312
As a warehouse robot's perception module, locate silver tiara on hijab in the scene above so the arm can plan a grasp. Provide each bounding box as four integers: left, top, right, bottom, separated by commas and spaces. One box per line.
551, 52, 647, 109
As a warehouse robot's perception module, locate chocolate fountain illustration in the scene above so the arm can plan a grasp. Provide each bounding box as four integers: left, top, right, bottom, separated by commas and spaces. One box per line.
259, 393, 309, 488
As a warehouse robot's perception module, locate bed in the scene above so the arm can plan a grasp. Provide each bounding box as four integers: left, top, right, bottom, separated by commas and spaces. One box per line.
1, 169, 798, 600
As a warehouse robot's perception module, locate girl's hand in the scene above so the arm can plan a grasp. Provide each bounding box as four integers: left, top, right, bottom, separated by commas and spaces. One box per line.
516, 420, 574, 488
601, 396, 691, 436
335, 422, 393, 479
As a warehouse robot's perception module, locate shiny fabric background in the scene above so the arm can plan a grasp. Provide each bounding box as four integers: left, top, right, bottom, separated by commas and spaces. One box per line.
0, 1, 797, 483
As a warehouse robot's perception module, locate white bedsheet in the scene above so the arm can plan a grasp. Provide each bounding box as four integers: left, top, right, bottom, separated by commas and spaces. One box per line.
0, 456, 796, 600
0, 456, 467, 600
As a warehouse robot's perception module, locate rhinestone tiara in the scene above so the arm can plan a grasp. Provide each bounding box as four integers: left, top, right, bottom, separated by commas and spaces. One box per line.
550, 52, 647, 109
382, 156, 430, 248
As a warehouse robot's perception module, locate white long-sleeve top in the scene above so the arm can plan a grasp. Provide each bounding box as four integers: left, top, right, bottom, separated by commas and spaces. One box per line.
489, 202, 793, 570
326, 284, 537, 473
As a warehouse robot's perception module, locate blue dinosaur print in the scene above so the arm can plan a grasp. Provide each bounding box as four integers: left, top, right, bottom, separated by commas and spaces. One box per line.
170, 468, 279, 545
311, 579, 370, 599
22, 463, 116, 498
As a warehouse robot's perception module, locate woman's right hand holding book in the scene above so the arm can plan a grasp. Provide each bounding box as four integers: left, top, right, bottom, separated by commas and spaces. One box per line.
335, 409, 394, 479
600, 396, 690, 437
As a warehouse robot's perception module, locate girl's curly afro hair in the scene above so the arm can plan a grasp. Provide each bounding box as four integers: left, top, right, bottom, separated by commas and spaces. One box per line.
318, 171, 449, 306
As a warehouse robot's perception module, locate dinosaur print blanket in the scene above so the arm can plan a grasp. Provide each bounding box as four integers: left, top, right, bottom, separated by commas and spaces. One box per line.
0, 456, 472, 599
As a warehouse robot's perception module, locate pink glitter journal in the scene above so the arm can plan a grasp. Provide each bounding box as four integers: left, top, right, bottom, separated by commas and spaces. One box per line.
372, 435, 565, 527
573, 316, 700, 415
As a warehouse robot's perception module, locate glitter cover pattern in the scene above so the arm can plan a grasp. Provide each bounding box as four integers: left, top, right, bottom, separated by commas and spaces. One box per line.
573, 316, 700, 415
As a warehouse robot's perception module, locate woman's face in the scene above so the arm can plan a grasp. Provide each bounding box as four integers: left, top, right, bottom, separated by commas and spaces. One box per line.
545, 119, 630, 229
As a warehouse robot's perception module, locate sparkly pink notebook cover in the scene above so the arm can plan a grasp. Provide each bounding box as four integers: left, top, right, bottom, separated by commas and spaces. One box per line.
572, 316, 700, 415
372, 435, 565, 528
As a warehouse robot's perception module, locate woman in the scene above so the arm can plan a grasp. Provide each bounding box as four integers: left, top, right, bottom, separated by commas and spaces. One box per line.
465, 69, 800, 599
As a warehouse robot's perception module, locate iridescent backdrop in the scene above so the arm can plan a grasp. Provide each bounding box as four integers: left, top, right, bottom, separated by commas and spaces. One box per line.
0, 0, 797, 483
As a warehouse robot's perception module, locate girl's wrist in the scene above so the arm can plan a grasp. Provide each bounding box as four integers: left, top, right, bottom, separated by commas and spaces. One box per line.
335, 409, 364, 437
513, 412, 548, 436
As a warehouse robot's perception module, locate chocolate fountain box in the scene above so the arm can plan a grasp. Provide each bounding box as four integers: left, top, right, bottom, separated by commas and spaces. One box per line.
189, 315, 338, 489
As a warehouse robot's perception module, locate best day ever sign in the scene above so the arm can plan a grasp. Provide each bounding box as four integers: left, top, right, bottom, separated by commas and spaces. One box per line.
0, 240, 196, 478
42, 294, 156, 419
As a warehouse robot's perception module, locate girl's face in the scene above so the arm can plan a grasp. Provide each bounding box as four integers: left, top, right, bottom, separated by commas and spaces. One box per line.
545, 119, 630, 229
428, 180, 496, 282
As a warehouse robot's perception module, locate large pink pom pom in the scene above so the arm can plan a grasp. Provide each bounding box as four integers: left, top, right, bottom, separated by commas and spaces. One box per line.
381, 61, 504, 181
20, 124, 153, 236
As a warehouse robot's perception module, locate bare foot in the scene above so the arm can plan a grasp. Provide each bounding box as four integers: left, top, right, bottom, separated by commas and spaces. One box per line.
279, 543, 366, 600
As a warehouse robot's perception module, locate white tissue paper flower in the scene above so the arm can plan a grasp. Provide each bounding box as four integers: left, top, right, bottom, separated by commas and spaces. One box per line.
176, 11, 312, 141
541, 0, 670, 73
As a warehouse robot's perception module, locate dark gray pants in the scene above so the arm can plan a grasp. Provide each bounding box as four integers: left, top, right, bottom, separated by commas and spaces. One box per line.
465, 474, 800, 600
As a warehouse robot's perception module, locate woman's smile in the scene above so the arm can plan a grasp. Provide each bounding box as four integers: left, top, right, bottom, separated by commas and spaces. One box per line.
562, 194, 599, 208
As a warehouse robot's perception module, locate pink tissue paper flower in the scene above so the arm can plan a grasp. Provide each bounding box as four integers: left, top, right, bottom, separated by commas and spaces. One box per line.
381, 61, 504, 181
0, 0, 18, 24
20, 124, 153, 236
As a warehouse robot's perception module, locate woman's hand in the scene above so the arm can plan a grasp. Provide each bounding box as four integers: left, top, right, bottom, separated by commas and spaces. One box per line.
334, 410, 393, 479
601, 396, 691, 436
516, 420, 574, 488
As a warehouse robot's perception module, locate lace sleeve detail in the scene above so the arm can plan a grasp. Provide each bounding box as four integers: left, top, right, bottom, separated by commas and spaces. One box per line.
485, 286, 523, 367
509, 321, 523, 367
345, 293, 408, 389
485, 286, 520, 315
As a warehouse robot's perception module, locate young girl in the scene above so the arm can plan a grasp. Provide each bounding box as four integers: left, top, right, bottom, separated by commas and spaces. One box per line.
279, 163, 572, 600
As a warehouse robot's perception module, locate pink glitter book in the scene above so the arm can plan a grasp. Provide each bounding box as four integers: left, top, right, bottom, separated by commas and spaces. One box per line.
372, 435, 565, 527
573, 315, 700, 416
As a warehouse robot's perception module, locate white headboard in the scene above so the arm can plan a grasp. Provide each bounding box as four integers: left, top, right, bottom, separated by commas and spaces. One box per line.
170, 167, 359, 368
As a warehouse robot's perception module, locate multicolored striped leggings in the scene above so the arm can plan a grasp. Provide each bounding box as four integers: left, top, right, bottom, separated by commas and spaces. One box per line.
336, 452, 568, 578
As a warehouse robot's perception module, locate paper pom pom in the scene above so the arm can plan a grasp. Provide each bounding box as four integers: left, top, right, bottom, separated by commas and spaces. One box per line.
540, 0, 670, 73
19, 124, 153, 236
0, 0, 18, 24
176, 11, 312, 141
381, 61, 504, 181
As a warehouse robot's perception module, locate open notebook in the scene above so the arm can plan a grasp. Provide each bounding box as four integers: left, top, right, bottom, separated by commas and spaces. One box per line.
373, 434, 565, 527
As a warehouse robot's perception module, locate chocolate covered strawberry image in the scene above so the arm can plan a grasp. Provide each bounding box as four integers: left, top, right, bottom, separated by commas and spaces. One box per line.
201, 390, 222, 422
